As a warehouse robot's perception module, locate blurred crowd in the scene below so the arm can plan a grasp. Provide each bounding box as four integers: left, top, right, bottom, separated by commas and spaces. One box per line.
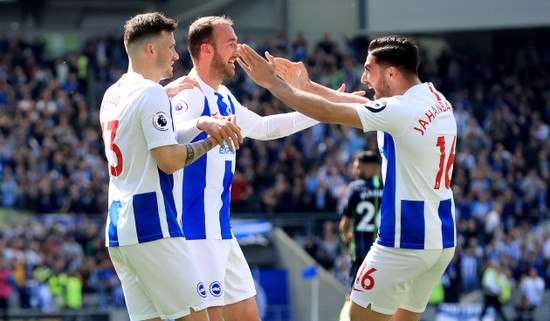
0, 28, 549, 313
0, 214, 123, 312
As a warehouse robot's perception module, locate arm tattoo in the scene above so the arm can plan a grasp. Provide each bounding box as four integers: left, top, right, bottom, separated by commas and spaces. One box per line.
184, 137, 215, 166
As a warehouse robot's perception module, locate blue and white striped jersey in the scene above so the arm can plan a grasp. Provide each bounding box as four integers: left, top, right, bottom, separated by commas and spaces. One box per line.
171, 70, 317, 240
100, 73, 183, 247
354, 83, 457, 250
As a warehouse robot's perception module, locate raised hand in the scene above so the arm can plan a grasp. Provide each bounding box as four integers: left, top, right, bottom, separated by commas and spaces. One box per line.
197, 115, 243, 152
337, 83, 367, 97
236, 44, 277, 88
164, 76, 201, 98
274, 57, 310, 90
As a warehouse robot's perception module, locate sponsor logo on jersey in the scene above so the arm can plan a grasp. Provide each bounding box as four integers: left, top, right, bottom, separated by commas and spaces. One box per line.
174, 101, 188, 113
209, 281, 223, 297
153, 112, 169, 131
219, 145, 235, 155
197, 282, 207, 298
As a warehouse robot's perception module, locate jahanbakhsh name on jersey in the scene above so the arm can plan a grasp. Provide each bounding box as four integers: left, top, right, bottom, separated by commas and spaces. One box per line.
413, 100, 453, 136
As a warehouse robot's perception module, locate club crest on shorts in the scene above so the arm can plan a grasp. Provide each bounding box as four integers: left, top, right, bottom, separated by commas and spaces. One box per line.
197, 282, 207, 298
209, 281, 223, 297
153, 111, 169, 131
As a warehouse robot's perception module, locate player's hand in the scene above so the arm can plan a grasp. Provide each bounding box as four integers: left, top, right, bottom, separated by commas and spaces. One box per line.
337, 83, 367, 97
197, 115, 243, 152
164, 76, 201, 98
340, 231, 352, 243
237, 44, 277, 88
274, 57, 310, 90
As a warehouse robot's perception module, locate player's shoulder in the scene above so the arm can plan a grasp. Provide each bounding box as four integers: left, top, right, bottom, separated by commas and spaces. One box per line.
126, 73, 162, 90
171, 87, 205, 113
172, 87, 204, 103
348, 179, 367, 192
360, 97, 399, 114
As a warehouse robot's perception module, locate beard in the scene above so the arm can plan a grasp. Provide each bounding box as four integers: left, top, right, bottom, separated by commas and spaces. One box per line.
156, 55, 173, 80
373, 76, 391, 99
212, 52, 235, 79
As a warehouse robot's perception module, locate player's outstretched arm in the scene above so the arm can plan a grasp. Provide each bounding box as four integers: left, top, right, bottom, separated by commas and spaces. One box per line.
237, 44, 362, 128
151, 137, 218, 174
275, 57, 368, 104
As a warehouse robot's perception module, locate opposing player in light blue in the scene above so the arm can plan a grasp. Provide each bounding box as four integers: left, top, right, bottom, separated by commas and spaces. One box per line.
171, 16, 318, 321
238, 35, 457, 321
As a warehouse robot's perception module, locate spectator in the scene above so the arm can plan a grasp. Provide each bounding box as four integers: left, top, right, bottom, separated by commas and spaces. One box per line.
479, 261, 509, 321
460, 244, 480, 294
516, 267, 545, 321
0, 27, 549, 313
0, 256, 12, 321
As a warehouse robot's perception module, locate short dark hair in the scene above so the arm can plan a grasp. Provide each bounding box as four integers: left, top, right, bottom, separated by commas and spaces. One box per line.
368, 35, 419, 76
187, 16, 233, 61
124, 12, 177, 51
354, 150, 381, 164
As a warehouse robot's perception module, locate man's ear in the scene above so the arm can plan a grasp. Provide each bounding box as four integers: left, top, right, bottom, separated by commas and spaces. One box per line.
387, 65, 398, 79
144, 43, 155, 58
201, 43, 213, 56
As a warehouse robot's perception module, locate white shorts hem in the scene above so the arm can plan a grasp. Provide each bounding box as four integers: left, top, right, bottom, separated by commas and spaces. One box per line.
224, 291, 257, 306
398, 304, 426, 314
351, 299, 395, 316
131, 313, 158, 321
165, 302, 210, 320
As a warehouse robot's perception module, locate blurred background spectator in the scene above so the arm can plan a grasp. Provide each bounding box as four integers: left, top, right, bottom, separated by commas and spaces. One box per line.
0, 26, 549, 316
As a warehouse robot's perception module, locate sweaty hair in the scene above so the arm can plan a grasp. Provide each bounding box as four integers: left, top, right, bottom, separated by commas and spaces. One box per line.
187, 16, 233, 61
124, 12, 177, 54
354, 150, 381, 165
368, 35, 419, 76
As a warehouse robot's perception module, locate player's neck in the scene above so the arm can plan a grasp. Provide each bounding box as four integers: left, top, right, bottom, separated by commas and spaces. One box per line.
392, 77, 421, 96
195, 64, 223, 92
128, 62, 160, 83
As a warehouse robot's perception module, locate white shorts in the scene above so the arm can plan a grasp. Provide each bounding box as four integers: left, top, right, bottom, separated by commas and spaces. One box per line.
187, 238, 257, 307
350, 243, 455, 315
108, 238, 208, 321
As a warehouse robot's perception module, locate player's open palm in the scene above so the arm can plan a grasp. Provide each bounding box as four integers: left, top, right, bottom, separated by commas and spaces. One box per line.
197, 115, 243, 152
237, 44, 277, 88
274, 57, 309, 90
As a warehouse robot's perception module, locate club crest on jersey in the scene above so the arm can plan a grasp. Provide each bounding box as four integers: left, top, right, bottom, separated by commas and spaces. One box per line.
174, 101, 188, 113
153, 112, 169, 131
197, 282, 207, 298
209, 281, 223, 297
364, 100, 387, 113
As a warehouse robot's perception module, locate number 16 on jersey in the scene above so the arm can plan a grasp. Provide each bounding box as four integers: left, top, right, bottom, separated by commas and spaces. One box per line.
434, 135, 456, 190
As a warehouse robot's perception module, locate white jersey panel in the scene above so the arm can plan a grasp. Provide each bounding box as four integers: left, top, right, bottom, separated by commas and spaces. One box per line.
100, 73, 183, 247
355, 83, 457, 249
171, 70, 316, 240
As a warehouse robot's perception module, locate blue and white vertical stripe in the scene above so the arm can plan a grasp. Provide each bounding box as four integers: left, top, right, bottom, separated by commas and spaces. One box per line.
107, 169, 184, 246
377, 132, 456, 250
181, 96, 234, 240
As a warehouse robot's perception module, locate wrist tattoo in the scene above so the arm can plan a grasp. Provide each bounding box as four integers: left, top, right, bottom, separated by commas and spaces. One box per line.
184, 137, 215, 166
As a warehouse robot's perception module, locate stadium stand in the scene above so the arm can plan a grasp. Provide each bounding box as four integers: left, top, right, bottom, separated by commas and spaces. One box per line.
0, 24, 549, 320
